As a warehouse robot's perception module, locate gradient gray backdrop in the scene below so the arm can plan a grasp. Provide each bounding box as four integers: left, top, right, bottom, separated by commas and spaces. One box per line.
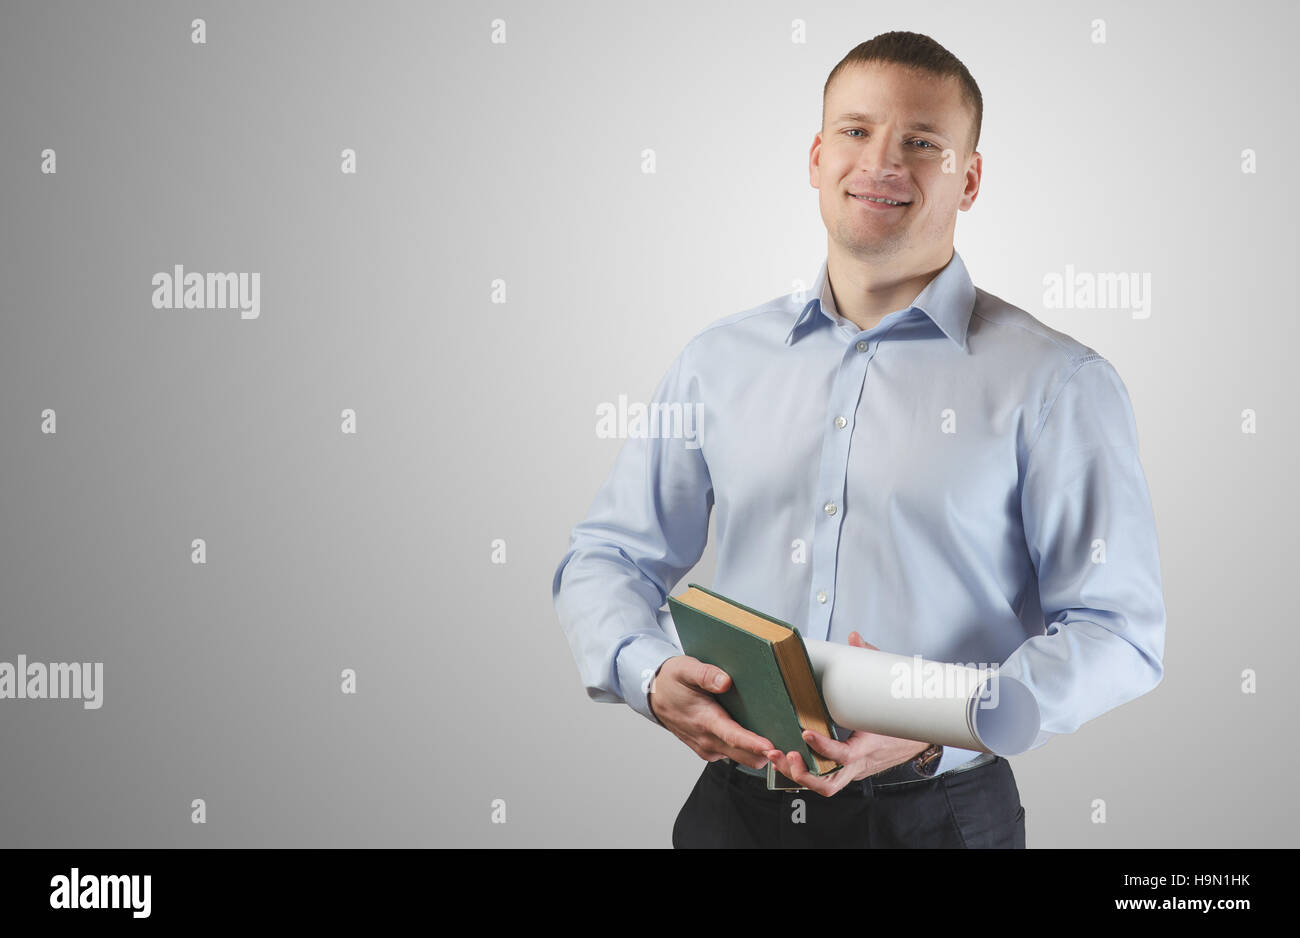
1, 0, 1295, 847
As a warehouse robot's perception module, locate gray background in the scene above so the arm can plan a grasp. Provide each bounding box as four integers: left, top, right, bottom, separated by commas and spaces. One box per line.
0, 0, 1294, 847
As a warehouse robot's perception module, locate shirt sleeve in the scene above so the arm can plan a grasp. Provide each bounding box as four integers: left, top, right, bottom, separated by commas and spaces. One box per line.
996, 355, 1166, 749
551, 342, 713, 727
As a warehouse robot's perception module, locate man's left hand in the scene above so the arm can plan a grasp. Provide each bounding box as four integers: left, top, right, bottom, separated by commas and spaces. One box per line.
765, 631, 932, 797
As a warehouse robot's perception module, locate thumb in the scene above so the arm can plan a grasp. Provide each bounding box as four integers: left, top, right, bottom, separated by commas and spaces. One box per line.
690, 662, 730, 693
848, 630, 879, 651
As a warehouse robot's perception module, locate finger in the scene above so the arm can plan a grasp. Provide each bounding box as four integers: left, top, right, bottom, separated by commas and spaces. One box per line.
785, 751, 818, 786
783, 752, 842, 797
765, 749, 788, 773
785, 752, 829, 796
682, 737, 725, 762
810, 767, 850, 797
703, 730, 771, 769
707, 710, 775, 756
714, 744, 770, 770
767, 749, 807, 783
848, 631, 878, 650
801, 729, 851, 761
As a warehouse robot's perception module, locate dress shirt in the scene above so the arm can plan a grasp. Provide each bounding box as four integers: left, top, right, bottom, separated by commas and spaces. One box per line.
552, 247, 1166, 777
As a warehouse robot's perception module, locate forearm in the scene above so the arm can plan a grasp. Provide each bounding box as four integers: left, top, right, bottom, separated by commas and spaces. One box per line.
996, 607, 1164, 747
553, 551, 683, 725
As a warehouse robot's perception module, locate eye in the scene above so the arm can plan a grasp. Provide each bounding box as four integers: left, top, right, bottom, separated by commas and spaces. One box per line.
842, 128, 937, 149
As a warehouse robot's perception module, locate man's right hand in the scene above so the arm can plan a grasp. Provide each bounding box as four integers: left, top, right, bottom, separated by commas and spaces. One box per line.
647, 655, 774, 770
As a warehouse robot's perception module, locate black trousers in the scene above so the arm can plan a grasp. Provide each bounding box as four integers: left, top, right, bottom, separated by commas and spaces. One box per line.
672, 755, 1026, 848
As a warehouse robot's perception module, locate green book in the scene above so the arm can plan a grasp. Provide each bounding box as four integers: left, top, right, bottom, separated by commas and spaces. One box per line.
667, 583, 841, 776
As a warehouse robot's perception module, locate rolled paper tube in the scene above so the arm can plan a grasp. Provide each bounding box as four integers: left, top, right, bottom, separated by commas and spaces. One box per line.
803, 639, 1041, 756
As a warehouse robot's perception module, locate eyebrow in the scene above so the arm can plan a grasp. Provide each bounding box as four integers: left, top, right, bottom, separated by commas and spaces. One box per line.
833, 112, 950, 139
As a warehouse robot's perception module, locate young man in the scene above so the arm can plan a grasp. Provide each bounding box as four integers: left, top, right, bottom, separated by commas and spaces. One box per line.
552, 32, 1166, 848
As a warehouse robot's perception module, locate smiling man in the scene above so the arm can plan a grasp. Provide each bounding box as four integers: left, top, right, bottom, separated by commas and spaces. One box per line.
817, 56, 979, 332
552, 31, 1166, 848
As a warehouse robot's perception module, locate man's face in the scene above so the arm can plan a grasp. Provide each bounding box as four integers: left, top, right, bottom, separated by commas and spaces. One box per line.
810, 62, 980, 263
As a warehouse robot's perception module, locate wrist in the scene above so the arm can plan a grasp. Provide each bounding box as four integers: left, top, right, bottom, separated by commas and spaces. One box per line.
646, 659, 671, 722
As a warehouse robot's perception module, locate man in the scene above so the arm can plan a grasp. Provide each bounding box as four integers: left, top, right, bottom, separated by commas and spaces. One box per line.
552, 31, 1166, 848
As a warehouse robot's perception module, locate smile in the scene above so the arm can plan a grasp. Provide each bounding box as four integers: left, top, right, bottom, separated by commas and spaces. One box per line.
850, 194, 910, 206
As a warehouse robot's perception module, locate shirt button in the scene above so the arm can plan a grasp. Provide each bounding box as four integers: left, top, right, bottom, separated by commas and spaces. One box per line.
856, 340, 868, 352
824, 501, 837, 516
816, 591, 827, 604
834, 416, 847, 429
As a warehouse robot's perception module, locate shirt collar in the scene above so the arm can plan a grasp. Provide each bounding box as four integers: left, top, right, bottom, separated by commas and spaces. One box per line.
784, 249, 976, 350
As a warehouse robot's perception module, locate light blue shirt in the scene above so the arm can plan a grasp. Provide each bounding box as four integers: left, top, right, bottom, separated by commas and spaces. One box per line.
552, 248, 1166, 777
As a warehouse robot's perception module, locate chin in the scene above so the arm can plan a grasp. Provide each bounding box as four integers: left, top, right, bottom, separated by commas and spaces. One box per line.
839, 226, 903, 252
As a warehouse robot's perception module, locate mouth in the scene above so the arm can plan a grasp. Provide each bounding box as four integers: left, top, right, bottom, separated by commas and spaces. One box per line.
849, 192, 911, 208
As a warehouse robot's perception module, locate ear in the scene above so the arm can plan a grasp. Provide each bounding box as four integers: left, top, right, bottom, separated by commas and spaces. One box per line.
959, 151, 982, 211
809, 132, 824, 189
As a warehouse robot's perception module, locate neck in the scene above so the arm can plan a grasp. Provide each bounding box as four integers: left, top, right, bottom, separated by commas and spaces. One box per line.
826, 242, 954, 332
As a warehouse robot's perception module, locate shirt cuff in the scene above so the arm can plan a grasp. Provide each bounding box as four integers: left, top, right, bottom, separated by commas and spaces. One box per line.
935, 746, 983, 776
615, 634, 682, 727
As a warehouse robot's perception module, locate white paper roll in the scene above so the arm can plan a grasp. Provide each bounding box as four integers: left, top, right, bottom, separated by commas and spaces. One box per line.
803, 639, 1040, 756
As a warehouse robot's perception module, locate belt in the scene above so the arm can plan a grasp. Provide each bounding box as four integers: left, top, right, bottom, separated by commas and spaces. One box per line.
719, 750, 998, 798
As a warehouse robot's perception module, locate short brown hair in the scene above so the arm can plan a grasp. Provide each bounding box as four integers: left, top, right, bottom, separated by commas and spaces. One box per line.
823, 31, 983, 156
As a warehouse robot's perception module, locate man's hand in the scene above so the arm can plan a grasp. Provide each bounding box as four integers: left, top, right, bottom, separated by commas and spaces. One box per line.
765, 631, 931, 797
648, 655, 775, 770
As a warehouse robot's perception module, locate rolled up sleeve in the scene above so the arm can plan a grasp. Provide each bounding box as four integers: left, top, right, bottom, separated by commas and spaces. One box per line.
551, 343, 713, 726
998, 355, 1167, 749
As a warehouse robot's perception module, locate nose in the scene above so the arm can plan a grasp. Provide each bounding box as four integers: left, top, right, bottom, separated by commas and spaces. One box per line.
857, 128, 905, 176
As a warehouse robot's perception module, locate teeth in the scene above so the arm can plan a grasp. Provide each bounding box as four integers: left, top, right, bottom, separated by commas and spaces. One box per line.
855, 195, 904, 205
